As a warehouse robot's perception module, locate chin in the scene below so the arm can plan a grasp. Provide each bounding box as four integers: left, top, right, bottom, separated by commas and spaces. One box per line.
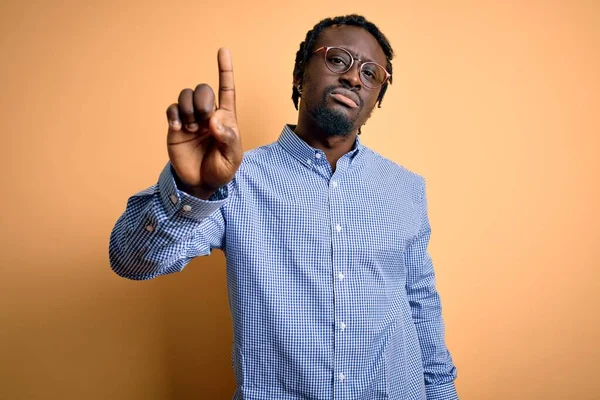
312, 106, 356, 137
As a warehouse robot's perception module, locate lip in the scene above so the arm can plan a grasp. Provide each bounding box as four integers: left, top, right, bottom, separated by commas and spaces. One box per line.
329, 88, 360, 108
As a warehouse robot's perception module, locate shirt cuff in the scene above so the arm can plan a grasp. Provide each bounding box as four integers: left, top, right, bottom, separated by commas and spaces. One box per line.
157, 162, 229, 222
425, 381, 459, 400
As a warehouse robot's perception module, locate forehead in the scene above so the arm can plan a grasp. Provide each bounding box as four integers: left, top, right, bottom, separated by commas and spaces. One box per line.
313, 25, 387, 65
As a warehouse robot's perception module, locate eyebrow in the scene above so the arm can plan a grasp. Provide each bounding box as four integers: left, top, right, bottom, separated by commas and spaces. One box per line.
334, 45, 378, 64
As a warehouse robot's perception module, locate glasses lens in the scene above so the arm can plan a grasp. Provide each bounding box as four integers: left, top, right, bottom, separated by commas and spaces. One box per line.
325, 47, 353, 73
360, 63, 388, 88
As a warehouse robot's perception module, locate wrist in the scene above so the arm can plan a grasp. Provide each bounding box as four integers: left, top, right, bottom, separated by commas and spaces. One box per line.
173, 174, 218, 200
180, 182, 219, 200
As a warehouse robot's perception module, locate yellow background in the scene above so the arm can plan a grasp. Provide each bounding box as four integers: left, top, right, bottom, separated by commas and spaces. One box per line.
1, 0, 598, 399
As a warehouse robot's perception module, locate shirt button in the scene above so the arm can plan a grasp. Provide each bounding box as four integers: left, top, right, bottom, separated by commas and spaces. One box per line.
340, 322, 346, 331
339, 372, 345, 381
335, 224, 342, 232
169, 194, 178, 205
331, 181, 338, 188
315, 153, 322, 159
338, 272, 344, 281
182, 204, 192, 212
306, 159, 312, 165
145, 224, 154, 232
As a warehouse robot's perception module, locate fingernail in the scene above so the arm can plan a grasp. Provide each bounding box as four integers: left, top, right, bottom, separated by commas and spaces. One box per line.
187, 123, 198, 132
216, 123, 223, 132
170, 120, 181, 129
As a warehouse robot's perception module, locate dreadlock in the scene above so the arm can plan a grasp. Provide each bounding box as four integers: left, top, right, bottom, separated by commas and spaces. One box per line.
292, 14, 394, 110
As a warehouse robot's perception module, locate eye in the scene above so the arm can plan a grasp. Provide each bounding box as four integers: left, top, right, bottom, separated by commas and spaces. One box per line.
361, 63, 386, 85
329, 56, 346, 65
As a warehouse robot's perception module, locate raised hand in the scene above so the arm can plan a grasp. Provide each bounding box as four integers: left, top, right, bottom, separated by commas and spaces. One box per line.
166, 48, 242, 199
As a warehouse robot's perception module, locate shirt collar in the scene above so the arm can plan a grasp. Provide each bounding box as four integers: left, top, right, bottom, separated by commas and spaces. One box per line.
277, 124, 362, 166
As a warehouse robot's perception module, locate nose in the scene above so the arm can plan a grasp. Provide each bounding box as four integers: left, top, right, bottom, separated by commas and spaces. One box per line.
338, 62, 362, 89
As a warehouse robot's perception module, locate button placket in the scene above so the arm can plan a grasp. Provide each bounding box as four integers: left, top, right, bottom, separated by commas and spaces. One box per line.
330, 171, 349, 393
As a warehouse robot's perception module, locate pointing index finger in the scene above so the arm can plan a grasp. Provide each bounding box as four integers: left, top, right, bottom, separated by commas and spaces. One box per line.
218, 48, 236, 113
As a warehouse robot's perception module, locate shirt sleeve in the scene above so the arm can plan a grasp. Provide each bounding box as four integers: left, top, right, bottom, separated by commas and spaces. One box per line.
109, 161, 230, 280
405, 176, 458, 399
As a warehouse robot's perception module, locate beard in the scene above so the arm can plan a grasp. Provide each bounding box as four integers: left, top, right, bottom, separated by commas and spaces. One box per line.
306, 86, 360, 137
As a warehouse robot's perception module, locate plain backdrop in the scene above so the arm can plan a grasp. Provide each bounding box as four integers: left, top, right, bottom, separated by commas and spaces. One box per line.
1, 0, 599, 399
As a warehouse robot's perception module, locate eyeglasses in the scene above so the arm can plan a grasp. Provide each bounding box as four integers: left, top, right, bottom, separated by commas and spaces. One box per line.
312, 46, 391, 89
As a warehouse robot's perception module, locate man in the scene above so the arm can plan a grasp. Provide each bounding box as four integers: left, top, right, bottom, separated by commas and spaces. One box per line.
110, 14, 458, 400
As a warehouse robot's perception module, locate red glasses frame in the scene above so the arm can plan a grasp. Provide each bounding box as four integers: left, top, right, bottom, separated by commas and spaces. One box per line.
312, 46, 391, 89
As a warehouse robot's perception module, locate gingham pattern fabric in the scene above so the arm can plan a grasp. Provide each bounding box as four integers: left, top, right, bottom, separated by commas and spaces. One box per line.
110, 125, 458, 399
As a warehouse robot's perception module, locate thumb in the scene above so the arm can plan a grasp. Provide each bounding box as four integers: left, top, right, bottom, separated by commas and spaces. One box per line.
209, 115, 239, 148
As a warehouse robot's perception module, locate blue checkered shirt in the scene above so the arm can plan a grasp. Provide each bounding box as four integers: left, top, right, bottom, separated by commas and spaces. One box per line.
110, 125, 458, 399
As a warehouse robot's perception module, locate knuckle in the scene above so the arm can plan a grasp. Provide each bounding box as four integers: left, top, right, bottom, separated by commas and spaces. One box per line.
179, 88, 192, 100
181, 107, 194, 117
194, 86, 215, 115
166, 103, 178, 116
195, 83, 212, 91
195, 101, 213, 115
196, 106, 212, 116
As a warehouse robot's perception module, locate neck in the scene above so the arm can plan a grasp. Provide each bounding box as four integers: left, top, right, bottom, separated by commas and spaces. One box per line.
293, 111, 358, 171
